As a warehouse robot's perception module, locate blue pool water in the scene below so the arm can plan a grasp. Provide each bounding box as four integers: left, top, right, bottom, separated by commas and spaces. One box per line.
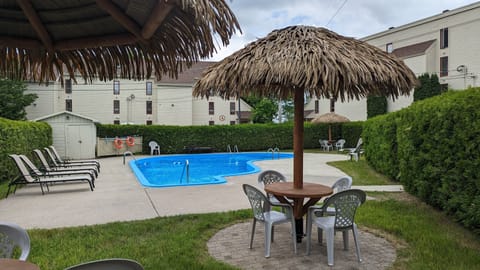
130, 152, 293, 187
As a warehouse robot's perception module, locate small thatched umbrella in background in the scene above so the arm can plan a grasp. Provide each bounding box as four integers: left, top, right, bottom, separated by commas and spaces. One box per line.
312, 112, 350, 142
193, 25, 418, 189
0, 0, 240, 83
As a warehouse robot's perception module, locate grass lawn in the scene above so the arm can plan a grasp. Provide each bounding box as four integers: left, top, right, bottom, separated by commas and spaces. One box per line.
8, 157, 480, 269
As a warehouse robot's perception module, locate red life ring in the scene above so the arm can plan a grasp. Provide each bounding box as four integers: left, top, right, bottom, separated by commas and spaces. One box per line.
126, 136, 135, 147
113, 137, 123, 149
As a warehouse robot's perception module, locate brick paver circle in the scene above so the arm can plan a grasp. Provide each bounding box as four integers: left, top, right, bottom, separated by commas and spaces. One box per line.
208, 222, 396, 270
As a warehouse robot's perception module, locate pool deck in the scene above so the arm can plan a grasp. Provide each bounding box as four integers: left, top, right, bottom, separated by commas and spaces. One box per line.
0, 153, 402, 229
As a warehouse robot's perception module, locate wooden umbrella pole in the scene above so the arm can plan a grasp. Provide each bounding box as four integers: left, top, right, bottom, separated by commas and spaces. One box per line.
293, 89, 304, 189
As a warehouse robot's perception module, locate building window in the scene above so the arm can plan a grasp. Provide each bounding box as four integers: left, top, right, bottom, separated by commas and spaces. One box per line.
146, 120, 153, 125
315, 100, 319, 113
65, 79, 72, 94
208, 102, 214, 115
209, 120, 214, 126
386, 43, 393, 53
65, 99, 72, 112
146, 101, 152, 114
329, 98, 335, 112
146, 81, 152, 95
440, 56, 448, 77
113, 80, 120, 95
113, 100, 120, 114
440, 28, 448, 49
230, 121, 236, 125
230, 102, 236, 115
113, 120, 120, 125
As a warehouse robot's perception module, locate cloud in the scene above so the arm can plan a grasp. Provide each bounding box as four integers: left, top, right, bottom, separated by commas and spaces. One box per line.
208, 0, 478, 60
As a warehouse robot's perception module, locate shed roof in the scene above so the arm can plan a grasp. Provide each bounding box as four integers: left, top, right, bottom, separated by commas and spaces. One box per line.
34, 111, 100, 123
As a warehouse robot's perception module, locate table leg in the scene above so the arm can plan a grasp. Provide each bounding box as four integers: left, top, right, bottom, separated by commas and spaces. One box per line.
295, 218, 304, 243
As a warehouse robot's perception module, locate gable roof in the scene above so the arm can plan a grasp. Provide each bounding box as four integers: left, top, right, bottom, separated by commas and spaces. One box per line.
34, 111, 99, 123
392, 40, 435, 59
158, 61, 217, 84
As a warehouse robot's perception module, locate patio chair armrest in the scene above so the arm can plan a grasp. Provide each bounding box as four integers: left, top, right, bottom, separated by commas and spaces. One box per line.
270, 201, 292, 209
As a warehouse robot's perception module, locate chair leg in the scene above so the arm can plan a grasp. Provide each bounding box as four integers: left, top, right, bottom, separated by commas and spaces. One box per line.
342, 230, 349, 250
305, 214, 313, 255
326, 228, 335, 266
318, 228, 323, 244
291, 218, 297, 255
249, 219, 256, 249
271, 225, 274, 242
265, 222, 272, 258
352, 224, 363, 262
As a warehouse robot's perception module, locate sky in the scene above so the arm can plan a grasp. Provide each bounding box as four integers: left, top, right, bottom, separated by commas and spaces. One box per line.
208, 0, 479, 60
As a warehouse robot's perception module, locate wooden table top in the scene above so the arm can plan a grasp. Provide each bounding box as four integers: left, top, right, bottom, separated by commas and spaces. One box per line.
264, 182, 333, 199
0, 259, 40, 270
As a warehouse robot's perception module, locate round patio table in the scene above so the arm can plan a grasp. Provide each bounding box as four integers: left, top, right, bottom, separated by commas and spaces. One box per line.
264, 182, 333, 242
0, 259, 40, 270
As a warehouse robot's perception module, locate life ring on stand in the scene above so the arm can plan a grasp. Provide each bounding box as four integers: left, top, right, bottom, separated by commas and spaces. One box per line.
113, 137, 123, 149
126, 136, 135, 147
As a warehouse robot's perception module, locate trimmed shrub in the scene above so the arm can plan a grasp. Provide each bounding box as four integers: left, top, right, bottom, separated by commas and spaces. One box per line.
367, 95, 387, 118
0, 117, 52, 184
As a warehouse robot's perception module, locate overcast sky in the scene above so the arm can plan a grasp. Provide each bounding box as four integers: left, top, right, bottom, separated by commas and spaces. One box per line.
209, 0, 479, 60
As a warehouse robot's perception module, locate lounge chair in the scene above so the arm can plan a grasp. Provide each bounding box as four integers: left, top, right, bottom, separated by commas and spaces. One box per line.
20, 154, 95, 183
33, 149, 98, 178
44, 147, 100, 174
348, 138, 363, 161
48, 145, 100, 171
7, 154, 94, 196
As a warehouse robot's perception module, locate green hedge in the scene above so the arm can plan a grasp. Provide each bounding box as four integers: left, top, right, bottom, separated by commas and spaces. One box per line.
97, 122, 362, 154
363, 88, 480, 233
363, 113, 400, 180
0, 117, 52, 184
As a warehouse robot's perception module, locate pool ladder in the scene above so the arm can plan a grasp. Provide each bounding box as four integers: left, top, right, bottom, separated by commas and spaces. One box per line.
227, 144, 239, 153
267, 147, 280, 159
180, 159, 190, 183
123, 151, 136, 165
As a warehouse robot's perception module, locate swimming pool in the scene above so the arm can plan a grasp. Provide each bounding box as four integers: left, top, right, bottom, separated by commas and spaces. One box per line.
130, 152, 293, 187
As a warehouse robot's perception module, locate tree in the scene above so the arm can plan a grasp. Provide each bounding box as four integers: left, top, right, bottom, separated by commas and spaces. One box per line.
243, 95, 278, 123
0, 78, 37, 120
251, 98, 278, 123
414, 73, 442, 101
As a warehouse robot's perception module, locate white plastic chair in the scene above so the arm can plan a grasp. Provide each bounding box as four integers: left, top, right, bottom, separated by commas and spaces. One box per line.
348, 138, 363, 161
64, 258, 144, 270
148, 141, 160, 155
334, 139, 346, 151
257, 170, 287, 205
319, 140, 333, 151
0, 221, 31, 261
242, 184, 297, 258
306, 189, 366, 266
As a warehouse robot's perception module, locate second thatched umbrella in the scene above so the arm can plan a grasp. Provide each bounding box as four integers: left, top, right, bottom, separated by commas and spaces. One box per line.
193, 25, 417, 189
312, 112, 350, 142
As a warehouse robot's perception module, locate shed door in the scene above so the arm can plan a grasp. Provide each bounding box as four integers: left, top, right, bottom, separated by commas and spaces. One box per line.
66, 125, 95, 159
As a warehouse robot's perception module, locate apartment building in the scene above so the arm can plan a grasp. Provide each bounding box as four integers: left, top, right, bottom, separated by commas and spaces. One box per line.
25, 62, 252, 125
306, 1, 480, 120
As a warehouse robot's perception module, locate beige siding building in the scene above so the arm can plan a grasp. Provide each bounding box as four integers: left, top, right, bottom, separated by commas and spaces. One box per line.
307, 2, 480, 121
25, 62, 252, 125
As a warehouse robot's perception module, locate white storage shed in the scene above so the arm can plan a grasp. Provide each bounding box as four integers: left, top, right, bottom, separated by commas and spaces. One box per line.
35, 111, 98, 159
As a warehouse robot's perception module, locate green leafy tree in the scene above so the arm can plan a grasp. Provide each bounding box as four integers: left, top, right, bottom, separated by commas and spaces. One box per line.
251, 98, 278, 123
0, 78, 37, 120
414, 73, 442, 101
243, 95, 278, 123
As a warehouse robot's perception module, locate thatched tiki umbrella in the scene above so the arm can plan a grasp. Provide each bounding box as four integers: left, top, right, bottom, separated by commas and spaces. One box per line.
312, 112, 350, 142
0, 0, 240, 83
193, 25, 417, 189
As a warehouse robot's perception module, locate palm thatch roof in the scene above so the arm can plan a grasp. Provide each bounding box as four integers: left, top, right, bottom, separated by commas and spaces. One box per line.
193, 25, 417, 189
0, 0, 240, 83
311, 112, 350, 124
193, 25, 417, 101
